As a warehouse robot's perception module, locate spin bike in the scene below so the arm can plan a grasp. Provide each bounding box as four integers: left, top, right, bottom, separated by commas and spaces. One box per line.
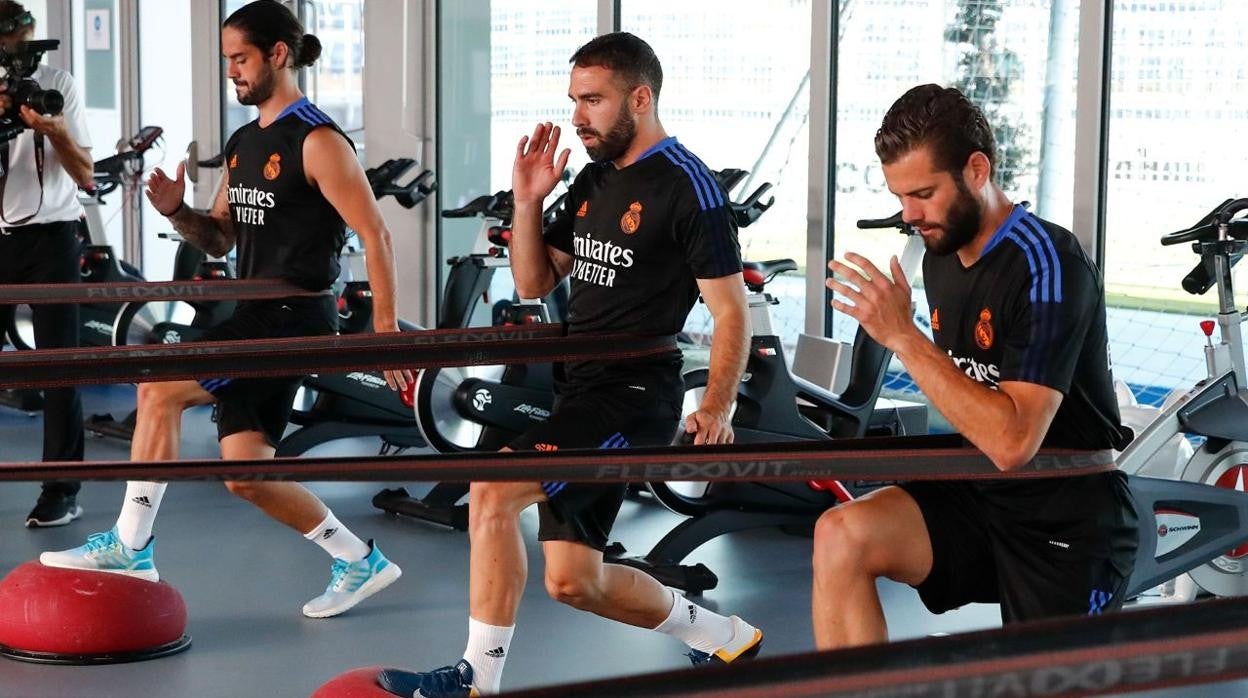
370, 186, 577, 528
275, 159, 436, 457
1114, 198, 1248, 601
607, 212, 930, 593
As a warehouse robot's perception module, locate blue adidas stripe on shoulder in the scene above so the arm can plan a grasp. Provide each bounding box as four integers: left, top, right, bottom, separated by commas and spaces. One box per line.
294, 104, 332, 127
1003, 215, 1063, 304
659, 144, 726, 212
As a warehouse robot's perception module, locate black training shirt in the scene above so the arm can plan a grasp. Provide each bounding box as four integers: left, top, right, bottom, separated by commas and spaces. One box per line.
923, 204, 1127, 452
543, 137, 742, 393
223, 97, 350, 291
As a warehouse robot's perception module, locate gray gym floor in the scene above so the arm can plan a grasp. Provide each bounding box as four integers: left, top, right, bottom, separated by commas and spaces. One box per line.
0, 385, 1238, 697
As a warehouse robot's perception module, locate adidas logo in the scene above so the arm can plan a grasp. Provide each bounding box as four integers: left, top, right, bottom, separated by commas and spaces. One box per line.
322, 528, 338, 540
132, 496, 152, 508
687, 603, 697, 624
485, 646, 505, 658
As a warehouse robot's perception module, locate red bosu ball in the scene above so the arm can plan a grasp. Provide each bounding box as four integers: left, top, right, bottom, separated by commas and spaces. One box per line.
311, 666, 394, 697
0, 561, 191, 664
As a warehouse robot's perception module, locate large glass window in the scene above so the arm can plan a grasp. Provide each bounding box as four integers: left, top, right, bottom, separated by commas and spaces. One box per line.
72, 0, 125, 252
139, 0, 194, 282
833, 0, 1081, 398
621, 1, 813, 344
222, 0, 365, 141
309, 0, 364, 133
438, 1, 597, 325
1102, 2, 1248, 406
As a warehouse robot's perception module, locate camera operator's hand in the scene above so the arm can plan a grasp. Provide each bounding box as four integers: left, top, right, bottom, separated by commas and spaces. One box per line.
16, 105, 69, 139
145, 162, 187, 217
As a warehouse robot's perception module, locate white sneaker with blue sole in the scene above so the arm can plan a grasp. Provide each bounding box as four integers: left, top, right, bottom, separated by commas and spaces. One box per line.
303, 539, 401, 618
39, 526, 159, 582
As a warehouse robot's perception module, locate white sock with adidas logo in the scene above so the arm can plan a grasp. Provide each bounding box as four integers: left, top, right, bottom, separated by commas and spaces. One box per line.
654, 587, 735, 653
463, 616, 514, 695
304, 510, 370, 562
116, 481, 167, 549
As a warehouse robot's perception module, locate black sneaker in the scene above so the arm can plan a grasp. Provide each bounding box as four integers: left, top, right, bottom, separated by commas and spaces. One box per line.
25, 493, 84, 528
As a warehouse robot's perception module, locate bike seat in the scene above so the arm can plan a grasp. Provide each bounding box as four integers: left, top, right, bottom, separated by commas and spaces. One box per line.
742, 258, 797, 292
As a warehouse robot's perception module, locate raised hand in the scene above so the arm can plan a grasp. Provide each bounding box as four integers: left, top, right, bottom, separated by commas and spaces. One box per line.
145, 161, 188, 217
512, 122, 570, 205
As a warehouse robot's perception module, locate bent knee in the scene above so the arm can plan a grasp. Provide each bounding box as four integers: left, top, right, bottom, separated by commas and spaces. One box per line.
224, 480, 262, 500
136, 381, 202, 412
813, 504, 885, 575
543, 573, 603, 609
469, 483, 538, 523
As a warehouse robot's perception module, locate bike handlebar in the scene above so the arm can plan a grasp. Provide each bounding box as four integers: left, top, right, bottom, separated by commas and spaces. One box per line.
366, 158, 436, 209
855, 211, 915, 233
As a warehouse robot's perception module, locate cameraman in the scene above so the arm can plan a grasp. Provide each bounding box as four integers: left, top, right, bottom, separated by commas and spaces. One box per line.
0, 2, 93, 527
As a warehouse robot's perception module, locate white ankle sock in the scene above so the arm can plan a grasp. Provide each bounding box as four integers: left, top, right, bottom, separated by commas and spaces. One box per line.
462, 617, 514, 695
116, 481, 167, 549
303, 511, 370, 562
653, 588, 735, 653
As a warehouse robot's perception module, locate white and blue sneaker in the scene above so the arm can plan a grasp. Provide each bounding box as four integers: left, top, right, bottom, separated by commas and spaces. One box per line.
378, 659, 479, 697
302, 539, 401, 618
39, 527, 159, 582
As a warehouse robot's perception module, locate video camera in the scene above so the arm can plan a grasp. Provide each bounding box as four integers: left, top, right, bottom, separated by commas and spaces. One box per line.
0, 39, 63, 143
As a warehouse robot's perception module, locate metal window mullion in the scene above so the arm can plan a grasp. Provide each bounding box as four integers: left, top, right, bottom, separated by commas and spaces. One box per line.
193, 2, 223, 210
597, 0, 619, 34
808, 0, 834, 337
44, 2, 73, 72
119, 0, 142, 268
1071, 0, 1112, 264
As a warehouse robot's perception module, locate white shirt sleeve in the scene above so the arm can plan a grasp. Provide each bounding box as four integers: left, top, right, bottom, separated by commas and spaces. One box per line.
49, 67, 92, 150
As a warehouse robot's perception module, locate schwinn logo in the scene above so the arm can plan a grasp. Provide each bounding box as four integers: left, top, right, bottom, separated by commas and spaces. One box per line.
346, 372, 387, 389
1155, 511, 1201, 558
162, 330, 182, 344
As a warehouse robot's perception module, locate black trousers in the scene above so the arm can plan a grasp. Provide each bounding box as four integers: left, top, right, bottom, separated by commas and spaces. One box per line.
0, 221, 84, 497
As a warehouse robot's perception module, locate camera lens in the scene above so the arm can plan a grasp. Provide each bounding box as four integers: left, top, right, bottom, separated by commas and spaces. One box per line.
25, 88, 63, 116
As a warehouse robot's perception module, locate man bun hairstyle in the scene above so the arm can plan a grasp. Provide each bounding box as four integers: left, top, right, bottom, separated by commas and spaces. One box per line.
874, 84, 996, 176
224, 0, 322, 69
570, 32, 663, 100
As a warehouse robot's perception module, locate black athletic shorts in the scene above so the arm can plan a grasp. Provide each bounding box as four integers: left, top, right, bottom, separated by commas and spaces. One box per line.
898, 471, 1138, 623
196, 295, 337, 446
508, 371, 682, 552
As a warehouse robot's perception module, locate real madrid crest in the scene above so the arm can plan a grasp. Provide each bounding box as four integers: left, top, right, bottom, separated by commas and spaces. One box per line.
263, 153, 282, 181
974, 307, 994, 350
620, 201, 643, 234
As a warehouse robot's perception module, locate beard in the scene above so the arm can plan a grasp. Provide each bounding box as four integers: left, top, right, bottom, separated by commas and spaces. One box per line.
236, 63, 277, 106
921, 173, 982, 257
579, 102, 637, 163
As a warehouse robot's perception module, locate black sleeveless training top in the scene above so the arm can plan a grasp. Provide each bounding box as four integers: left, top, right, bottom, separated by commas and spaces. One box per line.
222, 97, 350, 291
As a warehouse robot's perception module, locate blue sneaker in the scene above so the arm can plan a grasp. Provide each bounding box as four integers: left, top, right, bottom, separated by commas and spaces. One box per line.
39, 527, 159, 582
686, 616, 763, 666
302, 539, 402, 618
378, 659, 478, 697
